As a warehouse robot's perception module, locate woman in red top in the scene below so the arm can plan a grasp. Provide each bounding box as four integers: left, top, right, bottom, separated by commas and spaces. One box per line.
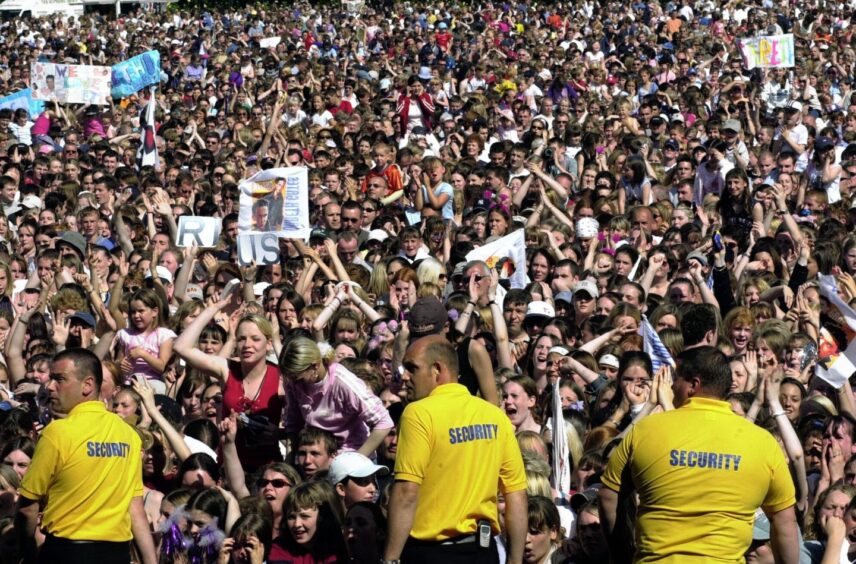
175, 297, 284, 471
396, 75, 434, 136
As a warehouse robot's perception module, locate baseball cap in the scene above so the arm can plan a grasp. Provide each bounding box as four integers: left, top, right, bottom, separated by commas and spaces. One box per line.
367, 229, 389, 243
526, 300, 555, 319
145, 265, 174, 284
599, 354, 620, 369
570, 485, 602, 513
816, 136, 835, 152
409, 296, 448, 340
784, 100, 802, 113
20, 194, 41, 210
572, 280, 599, 299
554, 291, 573, 304
686, 250, 708, 268
664, 139, 680, 151
69, 311, 96, 327
722, 119, 741, 133
185, 283, 204, 301
57, 231, 87, 258
575, 217, 599, 239
327, 451, 389, 485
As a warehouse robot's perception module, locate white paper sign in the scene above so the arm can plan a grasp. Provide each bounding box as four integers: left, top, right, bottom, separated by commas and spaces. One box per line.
259, 36, 282, 49
465, 229, 529, 289
176, 216, 222, 247
237, 233, 280, 266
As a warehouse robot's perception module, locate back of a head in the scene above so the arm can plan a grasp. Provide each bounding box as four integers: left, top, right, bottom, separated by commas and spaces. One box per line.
680, 304, 719, 347
675, 346, 731, 400
53, 347, 103, 389
420, 335, 459, 381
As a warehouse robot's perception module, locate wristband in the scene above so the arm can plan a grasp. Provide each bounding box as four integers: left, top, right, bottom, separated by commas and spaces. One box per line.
771, 410, 787, 418
467, 300, 477, 306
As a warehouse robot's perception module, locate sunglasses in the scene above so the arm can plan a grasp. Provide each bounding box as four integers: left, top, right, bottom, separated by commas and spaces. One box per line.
362, 206, 376, 212
346, 475, 377, 487
256, 478, 291, 489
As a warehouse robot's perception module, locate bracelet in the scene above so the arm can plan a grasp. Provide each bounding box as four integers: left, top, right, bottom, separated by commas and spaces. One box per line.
467, 300, 477, 306
771, 410, 787, 418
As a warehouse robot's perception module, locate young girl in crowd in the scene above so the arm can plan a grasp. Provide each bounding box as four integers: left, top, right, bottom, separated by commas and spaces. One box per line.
116, 289, 176, 394
269, 481, 349, 562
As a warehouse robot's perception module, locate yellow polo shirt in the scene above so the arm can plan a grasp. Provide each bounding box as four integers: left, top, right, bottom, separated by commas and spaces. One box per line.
602, 397, 795, 562
20, 401, 143, 541
395, 383, 526, 541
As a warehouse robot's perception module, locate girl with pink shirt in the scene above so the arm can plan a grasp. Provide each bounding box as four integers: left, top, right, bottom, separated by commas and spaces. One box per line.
117, 289, 176, 394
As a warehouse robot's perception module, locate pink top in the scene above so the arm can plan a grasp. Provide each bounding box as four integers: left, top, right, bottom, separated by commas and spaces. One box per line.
117, 326, 176, 382
31, 113, 50, 136
284, 362, 393, 452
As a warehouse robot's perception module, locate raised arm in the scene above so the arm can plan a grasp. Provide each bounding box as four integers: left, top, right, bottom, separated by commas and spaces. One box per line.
173, 300, 230, 383
133, 375, 192, 462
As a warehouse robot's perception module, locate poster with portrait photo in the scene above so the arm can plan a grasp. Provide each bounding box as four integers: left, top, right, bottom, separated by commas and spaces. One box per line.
30, 62, 111, 105
238, 167, 310, 239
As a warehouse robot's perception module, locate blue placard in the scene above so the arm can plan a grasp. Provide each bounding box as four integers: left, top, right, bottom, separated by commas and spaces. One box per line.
0, 89, 45, 118
111, 50, 161, 99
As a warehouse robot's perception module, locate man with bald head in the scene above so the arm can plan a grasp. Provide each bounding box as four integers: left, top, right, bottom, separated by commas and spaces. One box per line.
383, 336, 528, 564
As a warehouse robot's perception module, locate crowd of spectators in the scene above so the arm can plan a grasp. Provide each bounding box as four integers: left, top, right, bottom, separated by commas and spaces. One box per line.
0, 0, 855, 561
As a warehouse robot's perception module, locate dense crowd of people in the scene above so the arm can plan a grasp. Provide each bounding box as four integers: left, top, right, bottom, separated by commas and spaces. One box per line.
0, 0, 854, 561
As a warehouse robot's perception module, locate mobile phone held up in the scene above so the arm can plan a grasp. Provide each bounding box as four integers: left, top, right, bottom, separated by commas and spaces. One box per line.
219, 279, 241, 302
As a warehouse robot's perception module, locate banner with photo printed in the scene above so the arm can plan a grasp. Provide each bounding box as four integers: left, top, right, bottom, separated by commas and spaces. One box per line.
238, 167, 310, 239
30, 62, 112, 105
465, 229, 529, 289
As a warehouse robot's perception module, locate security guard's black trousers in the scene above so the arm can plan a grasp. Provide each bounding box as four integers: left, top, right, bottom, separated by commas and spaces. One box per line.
401, 535, 499, 564
39, 534, 130, 564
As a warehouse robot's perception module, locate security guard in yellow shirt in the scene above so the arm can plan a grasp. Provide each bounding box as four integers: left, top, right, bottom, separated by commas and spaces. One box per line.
599, 346, 800, 563
15, 348, 157, 564
382, 335, 528, 564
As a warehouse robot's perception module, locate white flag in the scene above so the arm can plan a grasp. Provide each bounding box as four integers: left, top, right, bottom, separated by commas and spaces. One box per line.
551, 380, 571, 501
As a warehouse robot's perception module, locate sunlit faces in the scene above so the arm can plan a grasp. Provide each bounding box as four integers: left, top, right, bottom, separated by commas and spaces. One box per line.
296, 441, 334, 479
287, 505, 319, 545
502, 380, 536, 428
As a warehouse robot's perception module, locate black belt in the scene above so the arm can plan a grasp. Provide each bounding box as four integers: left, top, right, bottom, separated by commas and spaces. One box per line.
441, 534, 477, 546
44, 533, 128, 546
409, 533, 478, 546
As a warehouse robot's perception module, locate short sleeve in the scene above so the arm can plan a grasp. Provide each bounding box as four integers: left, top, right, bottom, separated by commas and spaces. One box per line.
498, 417, 527, 494
129, 433, 144, 498
158, 328, 177, 344
601, 425, 635, 492
19, 430, 61, 500
394, 406, 431, 485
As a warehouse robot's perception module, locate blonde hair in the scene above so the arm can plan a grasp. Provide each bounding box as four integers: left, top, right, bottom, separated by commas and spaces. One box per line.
279, 336, 334, 374
237, 314, 273, 340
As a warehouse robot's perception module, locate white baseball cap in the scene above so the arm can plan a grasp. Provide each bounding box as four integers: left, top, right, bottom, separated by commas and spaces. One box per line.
526, 300, 555, 319
327, 451, 389, 486
145, 265, 174, 284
